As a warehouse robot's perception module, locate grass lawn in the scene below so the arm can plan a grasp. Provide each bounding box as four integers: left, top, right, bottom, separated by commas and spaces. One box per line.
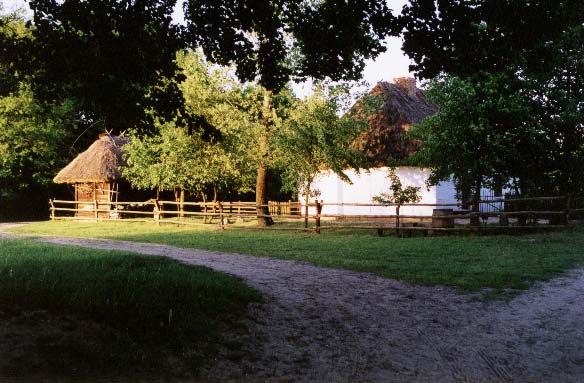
10, 220, 584, 293
0, 238, 261, 379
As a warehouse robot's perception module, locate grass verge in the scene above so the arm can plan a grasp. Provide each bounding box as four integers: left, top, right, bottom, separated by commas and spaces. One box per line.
0, 238, 261, 379
11, 220, 584, 293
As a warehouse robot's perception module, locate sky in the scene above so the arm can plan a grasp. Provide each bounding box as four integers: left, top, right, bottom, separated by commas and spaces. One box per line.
2, 0, 413, 94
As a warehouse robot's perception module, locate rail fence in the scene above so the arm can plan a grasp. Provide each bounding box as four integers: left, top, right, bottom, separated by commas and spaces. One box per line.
49, 194, 584, 235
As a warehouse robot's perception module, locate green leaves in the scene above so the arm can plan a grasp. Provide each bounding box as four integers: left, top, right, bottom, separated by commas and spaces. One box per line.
184, 0, 397, 92
29, 0, 184, 133
409, 74, 534, 197
0, 82, 77, 210
372, 168, 421, 206
276, 85, 367, 199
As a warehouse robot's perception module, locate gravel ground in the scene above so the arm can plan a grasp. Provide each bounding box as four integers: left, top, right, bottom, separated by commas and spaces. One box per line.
1, 224, 584, 382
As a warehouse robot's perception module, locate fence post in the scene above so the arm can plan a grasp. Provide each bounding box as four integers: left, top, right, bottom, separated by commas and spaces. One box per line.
314, 200, 323, 234
499, 212, 508, 226
218, 201, 225, 230
396, 205, 401, 237
49, 199, 55, 220
565, 194, 572, 225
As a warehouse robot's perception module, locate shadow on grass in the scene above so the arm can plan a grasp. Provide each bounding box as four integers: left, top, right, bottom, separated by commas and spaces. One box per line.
0, 239, 261, 380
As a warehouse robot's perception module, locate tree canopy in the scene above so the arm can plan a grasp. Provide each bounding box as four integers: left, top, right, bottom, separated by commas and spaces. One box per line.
184, 0, 396, 92
401, 1, 584, 196
401, 0, 584, 80
28, 0, 185, 133
277, 85, 367, 201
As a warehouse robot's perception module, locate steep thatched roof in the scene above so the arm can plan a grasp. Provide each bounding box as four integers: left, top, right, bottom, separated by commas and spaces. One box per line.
352, 77, 437, 166
53, 134, 128, 184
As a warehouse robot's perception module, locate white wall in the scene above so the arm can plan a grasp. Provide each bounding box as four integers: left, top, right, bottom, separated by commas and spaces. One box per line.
303, 167, 505, 217
304, 167, 460, 217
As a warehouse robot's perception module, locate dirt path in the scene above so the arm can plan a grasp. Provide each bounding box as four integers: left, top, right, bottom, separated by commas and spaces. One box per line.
2, 226, 584, 382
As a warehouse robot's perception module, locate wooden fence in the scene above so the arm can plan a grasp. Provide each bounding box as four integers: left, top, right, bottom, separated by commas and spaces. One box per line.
49, 195, 583, 235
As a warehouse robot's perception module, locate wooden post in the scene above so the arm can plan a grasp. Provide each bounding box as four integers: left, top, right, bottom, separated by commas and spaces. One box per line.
304, 193, 309, 229
396, 205, 401, 237
565, 194, 572, 225
499, 212, 508, 226
218, 201, 225, 230
93, 184, 98, 220
49, 199, 55, 220
314, 200, 323, 234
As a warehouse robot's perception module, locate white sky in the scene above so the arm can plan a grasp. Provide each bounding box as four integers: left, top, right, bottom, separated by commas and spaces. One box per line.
2, 0, 413, 95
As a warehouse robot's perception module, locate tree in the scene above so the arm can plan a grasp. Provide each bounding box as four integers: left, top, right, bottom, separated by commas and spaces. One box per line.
400, 0, 584, 80
523, 25, 584, 195
401, 1, 584, 196
277, 85, 367, 227
183, 0, 398, 225
0, 8, 34, 96
28, 0, 185, 134
409, 75, 538, 201
372, 168, 421, 230
177, 50, 257, 198
0, 83, 77, 218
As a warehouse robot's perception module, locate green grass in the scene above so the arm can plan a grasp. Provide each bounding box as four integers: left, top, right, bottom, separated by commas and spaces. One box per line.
11, 220, 584, 293
0, 238, 261, 376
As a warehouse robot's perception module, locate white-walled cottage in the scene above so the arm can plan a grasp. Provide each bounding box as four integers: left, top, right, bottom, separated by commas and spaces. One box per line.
303, 77, 503, 217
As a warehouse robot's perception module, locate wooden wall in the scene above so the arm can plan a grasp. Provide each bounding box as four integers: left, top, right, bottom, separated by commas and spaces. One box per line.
75, 182, 112, 218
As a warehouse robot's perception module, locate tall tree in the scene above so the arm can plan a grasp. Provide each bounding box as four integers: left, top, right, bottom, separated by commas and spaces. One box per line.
0, 8, 34, 95
401, 1, 584, 196
409, 75, 537, 201
277, 85, 367, 227
400, 0, 584, 80
28, 0, 185, 134
0, 83, 77, 218
524, 25, 584, 195
184, 0, 397, 225
0, 9, 78, 219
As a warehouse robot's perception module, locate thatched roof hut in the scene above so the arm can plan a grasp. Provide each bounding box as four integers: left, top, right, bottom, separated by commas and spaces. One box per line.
352, 77, 437, 165
53, 133, 128, 218
53, 134, 128, 184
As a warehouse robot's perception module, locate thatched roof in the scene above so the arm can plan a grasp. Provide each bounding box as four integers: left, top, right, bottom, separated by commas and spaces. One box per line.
53, 134, 128, 184
352, 77, 437, 165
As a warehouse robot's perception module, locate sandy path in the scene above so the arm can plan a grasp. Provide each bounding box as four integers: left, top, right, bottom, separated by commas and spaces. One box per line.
1, 226, 583, 382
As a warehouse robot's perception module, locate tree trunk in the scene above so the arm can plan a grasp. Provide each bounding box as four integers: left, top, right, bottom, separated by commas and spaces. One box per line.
256, 88, 274, 226
179, 188, 185, 220
396, 204, 401, 236
470, 177, 481, 226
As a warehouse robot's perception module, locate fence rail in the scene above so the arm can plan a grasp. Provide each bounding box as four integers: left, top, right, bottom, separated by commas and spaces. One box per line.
49, 194, 582, 235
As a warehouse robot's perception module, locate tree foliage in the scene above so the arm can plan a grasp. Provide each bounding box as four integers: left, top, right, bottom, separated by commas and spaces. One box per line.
372, 168, 421, 206
409, 75, 538, 198
0, 83, 77, 215
28, 0, 185, 133
184, 0, 396, 92
122, 50, 258, 200
401, 1, 584, 196
400, 0, 584, 80
524, 25, 584, 194
277, 85, 367, 201
0, 8, 34, 96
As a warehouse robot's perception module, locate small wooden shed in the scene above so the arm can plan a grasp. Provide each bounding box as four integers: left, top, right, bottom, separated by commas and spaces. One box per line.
53, 133, 128, 218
